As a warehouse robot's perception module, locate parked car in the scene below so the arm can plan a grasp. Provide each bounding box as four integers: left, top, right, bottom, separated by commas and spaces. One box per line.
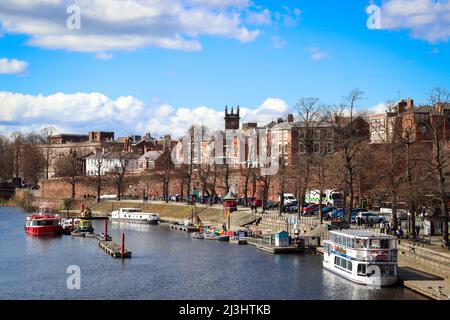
329, 208, 368, 219
303, 204, 320, 215
265, 201, 278, 210
311, 206, 335, 216
279, 193, 297, 207
352, 212, 387, 224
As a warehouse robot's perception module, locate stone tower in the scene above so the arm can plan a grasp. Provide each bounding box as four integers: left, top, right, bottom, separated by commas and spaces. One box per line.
224, 105, 240, 130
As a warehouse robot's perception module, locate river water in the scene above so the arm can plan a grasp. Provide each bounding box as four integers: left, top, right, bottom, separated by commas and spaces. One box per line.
0, 207, 425, 300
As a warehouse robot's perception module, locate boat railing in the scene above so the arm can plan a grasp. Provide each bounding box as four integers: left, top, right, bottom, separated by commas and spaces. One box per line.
353, 250, 398, 263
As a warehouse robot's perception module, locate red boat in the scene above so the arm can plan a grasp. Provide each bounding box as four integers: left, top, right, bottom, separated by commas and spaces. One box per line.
25, 206, 63, 235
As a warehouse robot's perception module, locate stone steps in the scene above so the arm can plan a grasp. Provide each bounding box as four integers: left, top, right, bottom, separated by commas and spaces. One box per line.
399, 253, 450, 278
398, 243, 450, 266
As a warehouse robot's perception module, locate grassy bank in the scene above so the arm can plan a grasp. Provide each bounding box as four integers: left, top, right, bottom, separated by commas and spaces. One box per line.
90, 201, 224, 221
0, 199, 16, 207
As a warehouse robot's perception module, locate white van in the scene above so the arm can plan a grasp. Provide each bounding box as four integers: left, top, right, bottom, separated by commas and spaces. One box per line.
279, 194, 297, 206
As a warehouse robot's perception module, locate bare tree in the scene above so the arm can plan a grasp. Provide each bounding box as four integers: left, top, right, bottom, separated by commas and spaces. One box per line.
160, 136, 174, 203
53, 150, 85, 198
325, 89, 366, 225
239, 136, 256, 207
278, 146, 288, 215
110, 149, 135, 201
10, 132, 24, 180
0, 135, 14, 182
427, 87, 450, 247
91, 152, 106, 202
20, 134, 46, 188
40, 127, 57, 180
310, 150, 332, 224
385, 101, 403, 230
294, 97, 322, 214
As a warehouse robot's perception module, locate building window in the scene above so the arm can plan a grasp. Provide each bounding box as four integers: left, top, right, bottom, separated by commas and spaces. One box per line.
327, 143, 333, 154
314, 142, 320, 153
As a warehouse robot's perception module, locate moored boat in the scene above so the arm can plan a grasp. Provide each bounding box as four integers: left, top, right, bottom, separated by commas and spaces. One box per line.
204, 234, 230, 241
75, 219, 95, 233
323, 230, 398, 286
61, 218, 81, 235
111, 208, 160, 224
25, 211, 63, 236
191, 232, 205, 240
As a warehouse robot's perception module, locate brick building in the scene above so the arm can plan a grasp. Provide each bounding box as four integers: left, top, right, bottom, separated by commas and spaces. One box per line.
369, 98, 450, 145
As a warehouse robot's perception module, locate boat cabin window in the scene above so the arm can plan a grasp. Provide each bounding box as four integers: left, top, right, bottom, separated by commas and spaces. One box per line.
334, 256, 352, 272
357, 264, 367, 275
33, 220, 56, 226
378, 264, 396, 276
369, 239, 389, 249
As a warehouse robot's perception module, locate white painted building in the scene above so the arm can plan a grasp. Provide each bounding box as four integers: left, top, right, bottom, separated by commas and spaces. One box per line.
85, 152, 141, 176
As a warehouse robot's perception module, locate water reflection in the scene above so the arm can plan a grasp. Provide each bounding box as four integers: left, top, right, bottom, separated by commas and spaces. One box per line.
111, 221, 154, 233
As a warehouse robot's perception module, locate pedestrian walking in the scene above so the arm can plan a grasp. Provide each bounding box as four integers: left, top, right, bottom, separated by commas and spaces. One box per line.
380, 221, 385, 234
415, 225, 421, 239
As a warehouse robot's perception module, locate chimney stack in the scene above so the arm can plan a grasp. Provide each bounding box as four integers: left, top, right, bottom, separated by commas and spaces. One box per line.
287, 114, 294, 123
406, 98, 414, 110
277, 118, 283, 124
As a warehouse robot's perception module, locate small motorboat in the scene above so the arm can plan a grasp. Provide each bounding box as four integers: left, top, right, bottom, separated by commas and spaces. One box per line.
204, 234, 230, 241
191, 232, 205, 240
97, 233, 112, 241
71, 231, 85, 237
61, 218, 81, 235
75, 219, 95, 234
25, 206, 63, 236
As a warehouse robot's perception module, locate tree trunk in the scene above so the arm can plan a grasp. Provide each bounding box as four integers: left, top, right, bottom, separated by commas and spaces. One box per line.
437, 154, 449, 247
96, 177, 101, 203
71, 179, 76, 199
319, 187, 323, 224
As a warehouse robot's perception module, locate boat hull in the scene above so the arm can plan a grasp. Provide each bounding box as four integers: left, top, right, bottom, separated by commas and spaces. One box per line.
25, 226, 62, 236
111, 218, 159, 225
205, 235, 230, 241
323, 262, 398, 286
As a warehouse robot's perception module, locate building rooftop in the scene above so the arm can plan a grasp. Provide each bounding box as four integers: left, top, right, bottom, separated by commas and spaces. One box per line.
140, 150, 163, 161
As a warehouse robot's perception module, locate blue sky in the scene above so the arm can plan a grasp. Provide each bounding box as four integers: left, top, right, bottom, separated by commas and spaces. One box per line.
0, 0, 449, 137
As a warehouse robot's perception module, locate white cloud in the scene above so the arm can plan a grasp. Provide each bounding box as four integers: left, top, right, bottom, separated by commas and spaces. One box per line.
245, 8, 272, 25
189, 0, 250, 9
378, 0, 450, 43
305, 47, 330, 61
271, 36, 287, 49
95, 52, 113, 60
369, 102, 388, 114
0, 91, 289, 137
0, 0, 264, 53
0, 58, 28, 74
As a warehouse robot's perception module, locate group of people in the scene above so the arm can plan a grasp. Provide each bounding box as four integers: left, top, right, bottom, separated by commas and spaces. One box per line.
380, 221, 405, 239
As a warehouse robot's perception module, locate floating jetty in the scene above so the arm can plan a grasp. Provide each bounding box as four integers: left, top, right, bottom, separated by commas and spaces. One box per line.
255, 243, 304, 254
98, 236, 132, 259
169, 224, 198, 233
97, 222, 131, 259
229, 238, 248, 245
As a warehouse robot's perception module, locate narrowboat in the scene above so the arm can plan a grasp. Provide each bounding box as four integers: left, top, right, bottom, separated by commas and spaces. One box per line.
111, 208, 160, 225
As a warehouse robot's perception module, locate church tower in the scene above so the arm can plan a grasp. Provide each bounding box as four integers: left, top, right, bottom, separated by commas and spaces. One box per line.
224, 105, 240, 130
